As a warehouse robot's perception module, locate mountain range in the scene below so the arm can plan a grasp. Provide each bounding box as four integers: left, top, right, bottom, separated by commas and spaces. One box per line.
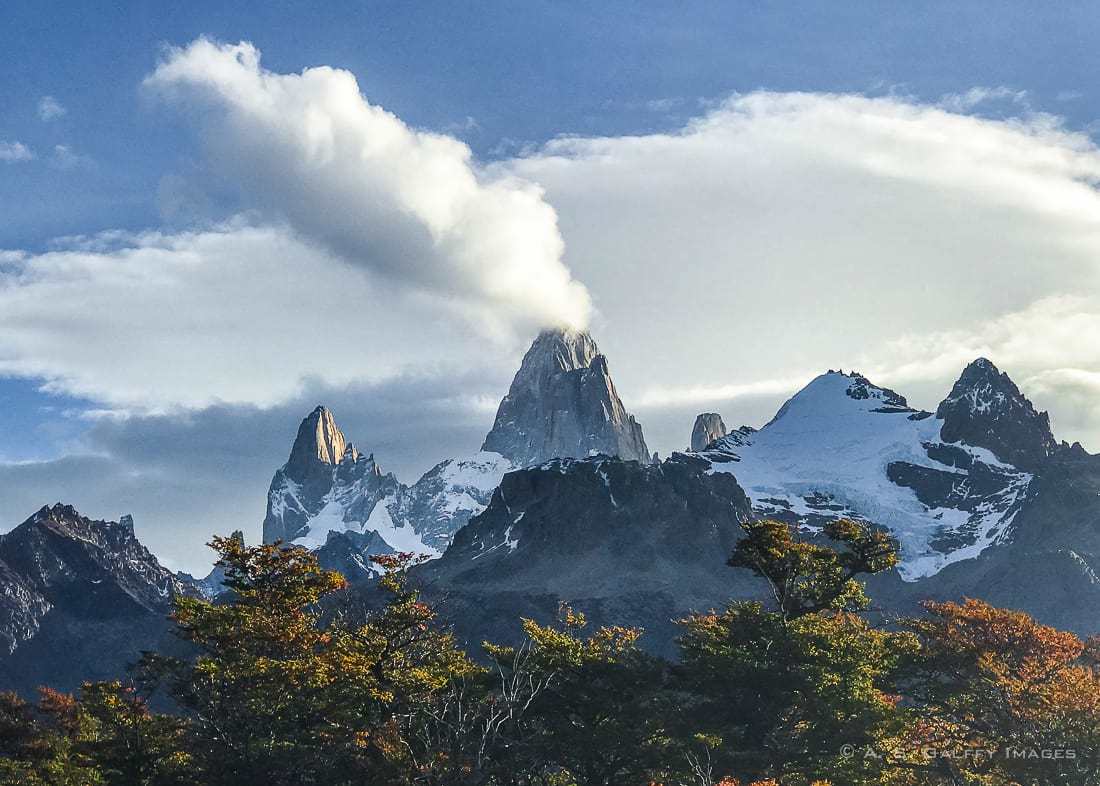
2, 327, 1099, 691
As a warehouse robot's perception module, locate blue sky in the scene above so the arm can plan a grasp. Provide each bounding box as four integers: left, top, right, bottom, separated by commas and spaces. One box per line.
4, 3, 1100, 570
6, 1, 1100, 247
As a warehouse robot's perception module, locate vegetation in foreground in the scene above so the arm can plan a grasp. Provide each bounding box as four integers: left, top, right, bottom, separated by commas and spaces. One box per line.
1, 519, 1097, 786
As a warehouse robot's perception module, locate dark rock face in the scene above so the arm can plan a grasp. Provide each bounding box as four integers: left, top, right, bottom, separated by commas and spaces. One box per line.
418, 454, 759, 657
481, 329, 650, 466
313, 530, 395, 578
0, 505, 199, 696
936, 358, 1057, 470
690, 412, 727, 452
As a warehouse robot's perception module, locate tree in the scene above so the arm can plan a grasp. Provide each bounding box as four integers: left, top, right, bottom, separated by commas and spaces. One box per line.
900, 598, 1100, 786
0, 688, 102, 786
674, 518, 911, 785
139, 538, 476, 786
512, 605, 672, 785
75, 681, 193, 786
728, 518, 898, 621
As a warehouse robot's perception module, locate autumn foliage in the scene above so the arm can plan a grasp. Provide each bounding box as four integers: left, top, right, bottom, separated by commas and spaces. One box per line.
0, 520, 1097, 785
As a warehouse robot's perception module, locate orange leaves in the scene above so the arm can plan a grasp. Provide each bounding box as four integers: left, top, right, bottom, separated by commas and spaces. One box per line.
904, 597, 1100, 784
920, 598, 1083, 670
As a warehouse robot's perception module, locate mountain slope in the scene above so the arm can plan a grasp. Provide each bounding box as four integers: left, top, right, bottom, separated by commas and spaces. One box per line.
936, 357, 1058, 470
419, 453, 757, 656
0, 505, 198, 695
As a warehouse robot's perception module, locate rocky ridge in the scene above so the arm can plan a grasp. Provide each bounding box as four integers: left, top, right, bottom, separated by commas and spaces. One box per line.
0, 505, 200, 695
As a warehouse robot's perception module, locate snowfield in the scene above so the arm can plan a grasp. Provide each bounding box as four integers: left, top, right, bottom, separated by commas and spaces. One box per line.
702, 371, 1032, 580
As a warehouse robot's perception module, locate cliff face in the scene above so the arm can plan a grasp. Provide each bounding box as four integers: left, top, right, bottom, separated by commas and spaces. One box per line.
481, 329, 650, 466
690, 412, 728, 451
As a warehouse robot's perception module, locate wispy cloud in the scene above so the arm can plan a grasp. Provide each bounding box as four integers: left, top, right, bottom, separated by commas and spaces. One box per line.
37, 95, 66, 121
938, 86, 1029, 112
0, 141, 34, 162
50, 144, 92, 169
634, 377, 806, 409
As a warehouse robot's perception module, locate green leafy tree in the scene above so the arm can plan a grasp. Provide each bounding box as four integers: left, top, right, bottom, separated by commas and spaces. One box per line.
0, 688, 104, 786
75, 681, 194, 786
512, 605, 672, 785
675, 518, 912, 785
728, 518, 898, 621
140, 538, 475, 786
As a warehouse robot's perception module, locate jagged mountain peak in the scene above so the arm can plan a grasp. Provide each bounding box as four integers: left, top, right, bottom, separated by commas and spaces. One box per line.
286, 405, 358, 478
525, 327, 601, 373
936, 357, 1056, 470
941, 358, 1022, 407
0, 505, 200, 693
481, 328, 649, 465
23, 503, 137, 541
264, 405, 400, 545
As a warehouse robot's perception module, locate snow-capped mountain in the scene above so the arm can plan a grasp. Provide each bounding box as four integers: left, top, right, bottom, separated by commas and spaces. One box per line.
261, 328, 651, 572
936, 357, 1058, 470
696, 362, 1046, 580
400, 451, 515, 549
262, 406, 441, 565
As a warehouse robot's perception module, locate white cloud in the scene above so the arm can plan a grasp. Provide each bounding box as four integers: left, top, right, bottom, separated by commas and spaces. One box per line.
0, 222, 517, 410
503, 91, 1100, 450
37, 95, 66, 121
0, 141, 33, 162
7, 73, 1100, 456
860, 295, 1100, 441
633, 376, 805, 409
143, 38, 591, 334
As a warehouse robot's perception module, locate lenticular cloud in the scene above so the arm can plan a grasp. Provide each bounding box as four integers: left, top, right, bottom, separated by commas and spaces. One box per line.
144, 38, 591, 333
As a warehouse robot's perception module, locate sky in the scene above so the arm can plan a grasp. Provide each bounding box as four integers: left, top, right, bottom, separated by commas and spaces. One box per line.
4, 2, 1100, 573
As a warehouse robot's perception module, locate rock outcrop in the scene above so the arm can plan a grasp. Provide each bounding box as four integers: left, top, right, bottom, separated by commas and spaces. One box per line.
419, 453, 757, 656
690, 412, 727, 451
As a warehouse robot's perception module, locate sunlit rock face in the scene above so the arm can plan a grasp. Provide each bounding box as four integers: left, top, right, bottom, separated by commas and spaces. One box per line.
690, 412, 728, 452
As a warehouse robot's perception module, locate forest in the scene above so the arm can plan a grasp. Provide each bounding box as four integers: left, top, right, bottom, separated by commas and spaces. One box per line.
1, 518, 1096, 786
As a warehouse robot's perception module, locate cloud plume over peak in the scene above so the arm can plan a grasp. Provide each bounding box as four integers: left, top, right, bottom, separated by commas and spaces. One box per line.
144, 38, 591, 333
